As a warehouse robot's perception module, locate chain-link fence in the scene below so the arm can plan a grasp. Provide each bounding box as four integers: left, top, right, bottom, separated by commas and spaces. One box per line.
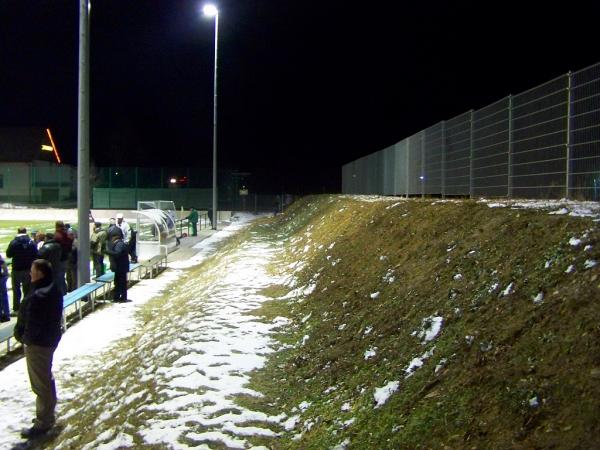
342, 62, 600, 200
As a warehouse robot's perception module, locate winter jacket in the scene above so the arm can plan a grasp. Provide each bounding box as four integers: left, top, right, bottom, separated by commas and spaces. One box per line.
117, 221, 131, 244
14, 276, 63, 347
6, 234, 38, 271
105, 239, 129, 273
90, 228, 108, 256
187, 209, 198, 223
54, 228, 74, 262
38, 240, 62, 271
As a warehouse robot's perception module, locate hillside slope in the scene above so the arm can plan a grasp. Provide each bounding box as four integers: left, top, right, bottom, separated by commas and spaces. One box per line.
245, 195, 600, 449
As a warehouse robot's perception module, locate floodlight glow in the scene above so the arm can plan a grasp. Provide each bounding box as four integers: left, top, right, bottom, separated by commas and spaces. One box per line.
203, 4, 218, 17
170, 178, 177, 184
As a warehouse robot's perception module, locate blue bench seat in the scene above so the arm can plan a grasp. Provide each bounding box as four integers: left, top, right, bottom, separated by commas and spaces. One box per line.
63, 282, 106, 309
0, 322, 16, 352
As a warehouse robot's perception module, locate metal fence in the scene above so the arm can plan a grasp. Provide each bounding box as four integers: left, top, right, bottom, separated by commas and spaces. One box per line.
342, 62, 600, 200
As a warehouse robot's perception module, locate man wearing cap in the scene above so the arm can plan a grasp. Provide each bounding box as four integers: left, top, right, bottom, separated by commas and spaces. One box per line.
90, 222, 108, 277
116, 214, 131, 246
6, 227, 38, 312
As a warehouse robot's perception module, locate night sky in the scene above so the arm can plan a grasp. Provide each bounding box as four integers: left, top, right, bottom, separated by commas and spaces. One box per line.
1, 1, 599, 193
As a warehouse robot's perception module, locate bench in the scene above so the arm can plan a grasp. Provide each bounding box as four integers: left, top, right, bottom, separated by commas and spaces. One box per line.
1, 258, 167, 353
141, 255, 167, 279
94, 262, 143, 288
0, 322, 16, 353
62, 282, 107, 330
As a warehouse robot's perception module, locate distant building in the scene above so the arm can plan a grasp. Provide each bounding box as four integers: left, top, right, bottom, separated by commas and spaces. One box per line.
0, 127, 76, 204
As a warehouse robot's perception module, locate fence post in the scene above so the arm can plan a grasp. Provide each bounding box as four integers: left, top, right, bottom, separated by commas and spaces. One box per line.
566, 71, 572, 199
421, 132, 425, 198
406, 137, 410, 197
469, 109, 474, 198
441, 121, 446, 198
508, 95, 513, 198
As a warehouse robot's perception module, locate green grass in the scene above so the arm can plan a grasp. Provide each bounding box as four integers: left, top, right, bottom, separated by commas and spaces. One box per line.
26, 195, 600, 449
0, 220, 77, 253
239, 195, 600, 449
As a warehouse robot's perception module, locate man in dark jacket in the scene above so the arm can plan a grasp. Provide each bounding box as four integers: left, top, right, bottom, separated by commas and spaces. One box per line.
105, 224, 123, 273
53, 221, 72, 295
14, 259, 63, 438
6, 227, 38, 312
38, 234, 63, 289
105, 234, 129, 302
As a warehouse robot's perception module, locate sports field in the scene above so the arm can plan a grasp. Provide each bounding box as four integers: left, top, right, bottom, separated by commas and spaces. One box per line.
0, 221, 69, 254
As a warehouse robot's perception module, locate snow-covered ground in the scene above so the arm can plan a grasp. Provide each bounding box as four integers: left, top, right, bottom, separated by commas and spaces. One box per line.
0, 213, 290, 449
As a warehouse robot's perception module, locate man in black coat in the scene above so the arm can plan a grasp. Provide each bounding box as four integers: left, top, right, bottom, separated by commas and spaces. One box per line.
38, 234, 63, 289
14, 259, 63, 438
105, 234, 130, 302
6, 227, 38, 312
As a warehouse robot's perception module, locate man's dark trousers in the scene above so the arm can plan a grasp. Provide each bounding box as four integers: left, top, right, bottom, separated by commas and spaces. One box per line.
25, 344, 57, 430
114, 270, 127, 301
93, 254, 105, 277
11, 270, 31, 311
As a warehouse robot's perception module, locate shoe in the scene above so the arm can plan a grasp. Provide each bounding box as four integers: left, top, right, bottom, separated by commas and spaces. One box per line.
21, 426, 50, 439
0, 316, 9, 323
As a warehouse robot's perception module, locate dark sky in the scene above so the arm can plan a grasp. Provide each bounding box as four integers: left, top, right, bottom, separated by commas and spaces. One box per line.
1, 0, 599, 193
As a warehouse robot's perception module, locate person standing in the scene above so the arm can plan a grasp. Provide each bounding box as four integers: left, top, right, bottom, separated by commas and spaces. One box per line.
14, 259, 63, 438
90, 222, 107, 277
105, 234, 129, 302
0, 253, 9, 322
65, 229, 78, 292
6, 227, 38, 312
38, 234, 63, 290
35, 232, 46, 251
53, 221, 73, 295
187, 208, 199, 236
128, 227, 138, 263
116, 213, 131, 246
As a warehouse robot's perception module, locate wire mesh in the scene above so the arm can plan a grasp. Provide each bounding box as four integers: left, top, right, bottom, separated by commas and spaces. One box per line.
570, 62, 600, 200
407, 132, 424, 195
471, 97, 510, 197
510, 75, 568, 198
394, 139, 409, 196
382, 145, 396, 195
341, 64, 599, 200
423, 122, 444, 195
444, 111, 471, 196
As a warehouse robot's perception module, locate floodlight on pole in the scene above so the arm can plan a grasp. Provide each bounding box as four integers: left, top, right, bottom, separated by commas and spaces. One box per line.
202, 3, 219, 230
203, 4, 218, 17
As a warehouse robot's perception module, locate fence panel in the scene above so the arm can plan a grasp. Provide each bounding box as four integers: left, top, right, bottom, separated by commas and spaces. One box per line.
472, 97, 510, 197
511, 75, 569, 198
423, 122, 443, 195
570, 63, 600, 200
341, 161, 355, 194
444, 112, 471, 196
394, 139, 409, 196
340, 63, 600, 200
407, 132, 424, 195
382, 145, 396, 195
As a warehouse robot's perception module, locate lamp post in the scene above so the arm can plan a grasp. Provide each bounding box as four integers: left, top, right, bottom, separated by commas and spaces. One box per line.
203, 4, 219, 230
77, 0, 91, 287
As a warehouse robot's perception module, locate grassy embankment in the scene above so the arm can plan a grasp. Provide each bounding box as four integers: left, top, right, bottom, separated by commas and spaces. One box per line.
241, 195, 600, 449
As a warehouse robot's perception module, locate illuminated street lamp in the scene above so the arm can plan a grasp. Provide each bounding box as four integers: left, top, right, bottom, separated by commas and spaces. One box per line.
203, 3, 219, 230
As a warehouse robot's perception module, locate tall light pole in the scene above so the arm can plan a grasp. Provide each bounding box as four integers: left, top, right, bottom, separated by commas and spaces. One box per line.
203, 4, 219, 230
77, 0, 91, 287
